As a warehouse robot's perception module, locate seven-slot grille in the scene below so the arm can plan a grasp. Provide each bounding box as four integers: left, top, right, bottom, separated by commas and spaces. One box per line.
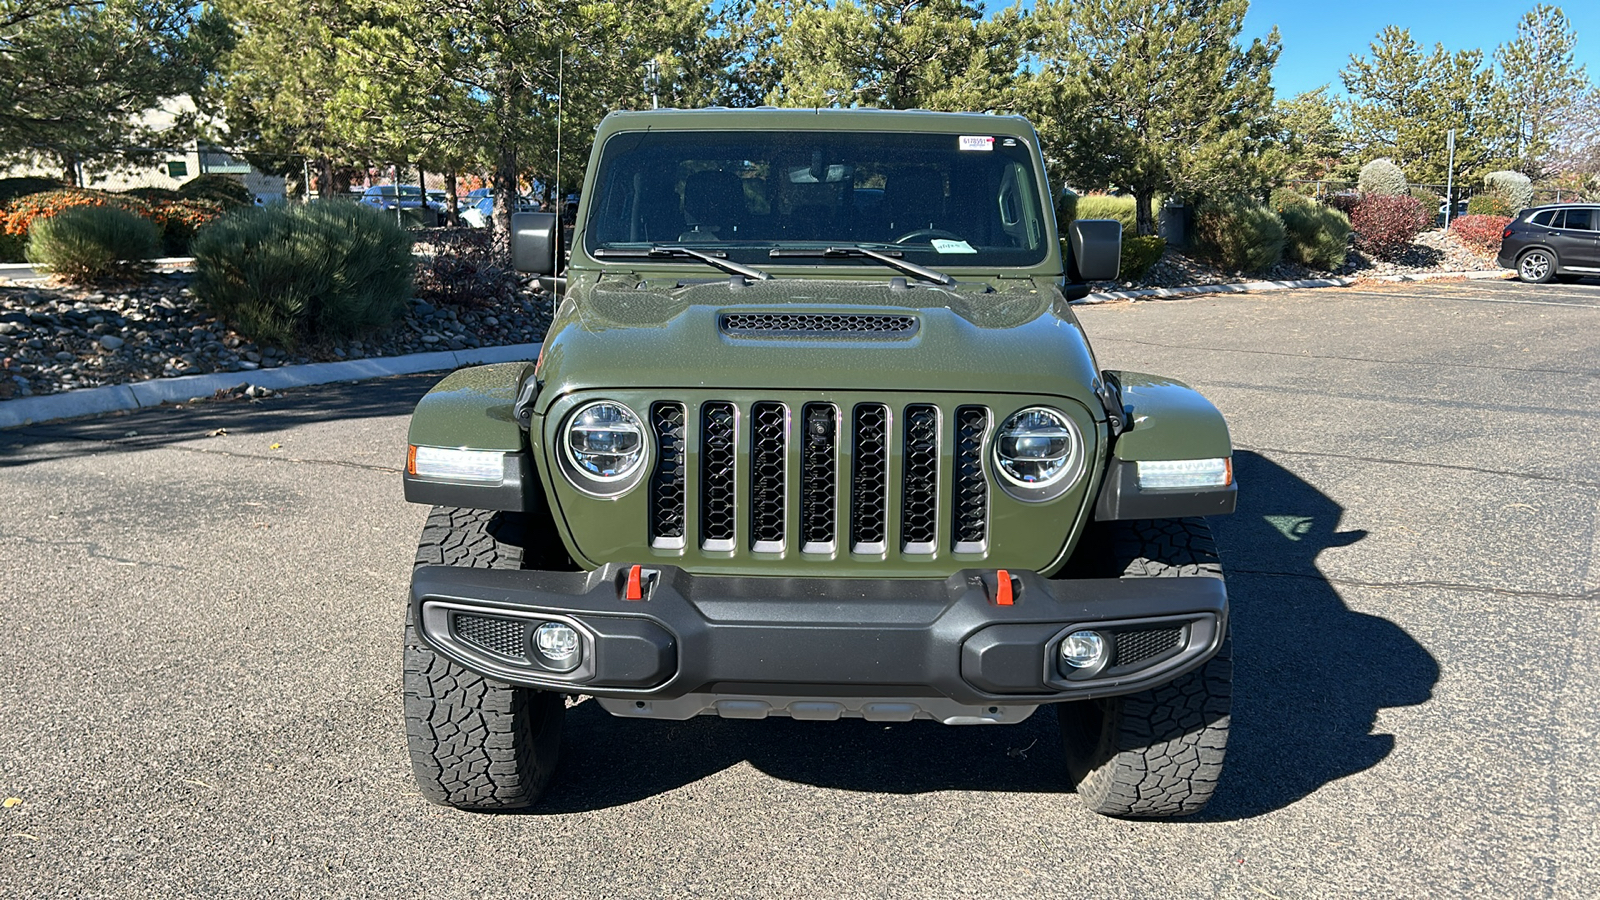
647, 401, 993, 556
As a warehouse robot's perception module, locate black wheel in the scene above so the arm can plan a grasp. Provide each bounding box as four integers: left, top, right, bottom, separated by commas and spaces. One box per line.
1517, 249, 1556, 284
403, 506, 564, 810
1055, 518, 1232, 817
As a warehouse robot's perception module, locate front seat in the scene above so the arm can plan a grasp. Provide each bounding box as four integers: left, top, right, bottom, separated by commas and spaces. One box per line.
680, 170, 747, 240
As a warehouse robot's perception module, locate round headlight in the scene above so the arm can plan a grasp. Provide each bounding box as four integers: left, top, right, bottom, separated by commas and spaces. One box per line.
563, 401, 646, 487
994, 407, 1083, 499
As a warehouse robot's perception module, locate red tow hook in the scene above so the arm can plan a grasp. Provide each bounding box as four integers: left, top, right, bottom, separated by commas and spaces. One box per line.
995, 569, 1014, 606
625, 564, 644, 601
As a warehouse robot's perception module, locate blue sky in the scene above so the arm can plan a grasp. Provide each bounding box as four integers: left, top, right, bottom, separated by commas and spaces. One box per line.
1241, 0, 1600, 98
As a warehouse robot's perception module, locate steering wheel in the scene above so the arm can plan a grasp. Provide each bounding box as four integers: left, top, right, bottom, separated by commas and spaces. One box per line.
893, 228, 965, 245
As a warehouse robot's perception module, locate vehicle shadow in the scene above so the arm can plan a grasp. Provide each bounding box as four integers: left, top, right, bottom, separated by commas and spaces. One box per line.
0, 372, 442, 468
536, 450, 1439, 818
1195, 450, 1438, 819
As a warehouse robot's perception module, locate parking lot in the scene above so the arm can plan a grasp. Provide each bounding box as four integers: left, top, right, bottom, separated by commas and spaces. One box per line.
2, 276, 1597, 898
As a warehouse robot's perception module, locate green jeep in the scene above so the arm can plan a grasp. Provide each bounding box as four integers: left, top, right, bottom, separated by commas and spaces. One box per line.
401, 109, 1237, 818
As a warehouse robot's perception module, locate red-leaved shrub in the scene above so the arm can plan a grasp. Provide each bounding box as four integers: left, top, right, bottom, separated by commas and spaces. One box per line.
1350, 194, 1432, 260
1448, 214, 1513, 254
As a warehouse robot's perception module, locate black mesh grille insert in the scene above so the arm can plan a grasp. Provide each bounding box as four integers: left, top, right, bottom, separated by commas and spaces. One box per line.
454, 613, 527, 659
1115, 628, 1182, 667
750, 402, 787, 548
953, 406, 989, 548
851, 404, 890, 550
801, 404, 837, 548
720, 313, 917, 336
901, 405, 939, 550
701, 402, 737, 546
650, 403, 686, 544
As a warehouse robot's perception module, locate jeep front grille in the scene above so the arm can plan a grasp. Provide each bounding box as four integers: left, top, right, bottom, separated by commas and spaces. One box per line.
700, 402, 738, 551
647, 400, 992, 557
650, 402, 687, 548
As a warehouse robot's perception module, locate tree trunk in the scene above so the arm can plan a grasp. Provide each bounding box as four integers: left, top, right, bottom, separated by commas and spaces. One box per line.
314, 157, 336, 201
1134, 191, 1156, 237
444, 170, 459, 226
493, 144, 518, 254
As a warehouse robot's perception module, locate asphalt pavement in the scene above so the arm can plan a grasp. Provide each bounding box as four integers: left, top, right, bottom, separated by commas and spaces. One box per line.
1, 277, 1596, 898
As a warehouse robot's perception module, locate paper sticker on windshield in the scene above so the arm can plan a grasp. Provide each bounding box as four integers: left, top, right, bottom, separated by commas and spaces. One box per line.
959, 135, 994, 151
931, 239, 977, 254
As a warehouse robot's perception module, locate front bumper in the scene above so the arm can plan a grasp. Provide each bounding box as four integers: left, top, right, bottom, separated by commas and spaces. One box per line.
411, 564, 1227, 718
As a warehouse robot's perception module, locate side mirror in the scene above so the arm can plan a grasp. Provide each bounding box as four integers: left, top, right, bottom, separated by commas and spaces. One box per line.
511, 211, 560, 275
1068, 218, 1121, 282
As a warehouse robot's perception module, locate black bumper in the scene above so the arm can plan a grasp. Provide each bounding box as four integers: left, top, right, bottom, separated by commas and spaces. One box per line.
411, 564, 1227, 706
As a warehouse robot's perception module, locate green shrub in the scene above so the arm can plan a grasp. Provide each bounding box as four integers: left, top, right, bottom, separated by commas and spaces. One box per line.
191, 202, 413, 349
1120, 235, 1166, 280
0, 229, 26, 262
1280, 203, 1352, 270
1055, 189, 1078, 225
1075, 194, 1137, 232
1194, 197, 1286, 272
0, 176, 66, 205
1358, 158, 1408, 196
25, 204, 159, 283
178, 174, 254, 208
1483, 170, 1533, 211
1270, 187, 1314, 213
1466, 193, 1513, 217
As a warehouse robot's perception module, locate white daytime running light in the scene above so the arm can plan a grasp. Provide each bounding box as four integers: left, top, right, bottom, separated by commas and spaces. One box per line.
1137, 458, 1232, 490
411, 446, 505, 483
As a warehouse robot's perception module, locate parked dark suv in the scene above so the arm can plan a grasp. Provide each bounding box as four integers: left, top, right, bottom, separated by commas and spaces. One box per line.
1498, 205, 1600, 283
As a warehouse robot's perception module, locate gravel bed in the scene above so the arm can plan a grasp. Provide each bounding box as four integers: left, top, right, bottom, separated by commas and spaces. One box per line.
1094, 228, 1502, 292
0, 270, 554, 402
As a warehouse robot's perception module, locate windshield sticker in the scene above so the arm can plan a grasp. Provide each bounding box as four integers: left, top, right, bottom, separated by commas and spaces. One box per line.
959, 135, 994, 151
930, 239, 978, 254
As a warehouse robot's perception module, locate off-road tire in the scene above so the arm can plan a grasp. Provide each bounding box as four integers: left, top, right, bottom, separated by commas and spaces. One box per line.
404, 506, 564, 810
1056, 517, 1231, 817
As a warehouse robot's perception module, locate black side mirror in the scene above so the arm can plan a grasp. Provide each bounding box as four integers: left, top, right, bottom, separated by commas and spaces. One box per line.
1068, 219, 1121, 282
511, 211, 560, 275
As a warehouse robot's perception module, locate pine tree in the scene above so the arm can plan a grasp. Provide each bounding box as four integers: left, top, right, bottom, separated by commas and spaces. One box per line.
1029, 0, 1280, 235
1495, 4, 1590, 179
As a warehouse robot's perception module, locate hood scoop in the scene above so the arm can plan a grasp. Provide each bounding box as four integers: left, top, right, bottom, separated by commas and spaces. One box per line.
718, 311, 919, 339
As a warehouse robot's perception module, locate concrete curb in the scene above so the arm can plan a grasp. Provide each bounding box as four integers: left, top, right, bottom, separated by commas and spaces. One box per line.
1075, 268, 1514, 304
0, 257, 195, 280
0, 342, 541, 430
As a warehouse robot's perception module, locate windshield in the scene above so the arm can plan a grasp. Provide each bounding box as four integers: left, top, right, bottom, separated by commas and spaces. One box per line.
585, 129, 1050, 269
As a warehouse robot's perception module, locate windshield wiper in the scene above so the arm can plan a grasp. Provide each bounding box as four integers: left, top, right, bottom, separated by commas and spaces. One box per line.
767, 245, 955, 287
594, 245, 771, 281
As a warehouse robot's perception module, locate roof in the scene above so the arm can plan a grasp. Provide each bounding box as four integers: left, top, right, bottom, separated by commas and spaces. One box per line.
595, 107, 1038, 139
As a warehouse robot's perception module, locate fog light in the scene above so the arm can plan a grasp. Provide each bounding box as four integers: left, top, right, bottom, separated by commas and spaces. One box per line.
1060, 630, 1106, 669
534, 622, 580, 669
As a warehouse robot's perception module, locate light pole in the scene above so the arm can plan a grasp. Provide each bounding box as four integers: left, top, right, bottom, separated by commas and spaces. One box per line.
1443, 129, 1457, 229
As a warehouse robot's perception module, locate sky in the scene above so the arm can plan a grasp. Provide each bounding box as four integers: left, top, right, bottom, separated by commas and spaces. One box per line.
1241, 0, 1600, 98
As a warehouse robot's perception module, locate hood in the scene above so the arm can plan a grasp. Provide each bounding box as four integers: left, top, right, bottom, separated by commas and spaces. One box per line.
531, 275, 1104, 415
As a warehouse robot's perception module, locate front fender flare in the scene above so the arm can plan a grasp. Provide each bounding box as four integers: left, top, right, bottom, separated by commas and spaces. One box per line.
1095, 371, 1236, 520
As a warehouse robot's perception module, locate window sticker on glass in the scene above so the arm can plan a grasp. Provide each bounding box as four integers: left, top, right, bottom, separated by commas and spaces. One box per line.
931, 239, 978, 254
959, 135, 994, 151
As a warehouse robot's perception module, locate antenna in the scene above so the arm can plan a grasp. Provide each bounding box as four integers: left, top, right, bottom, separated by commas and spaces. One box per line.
555, 48, 563, 211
